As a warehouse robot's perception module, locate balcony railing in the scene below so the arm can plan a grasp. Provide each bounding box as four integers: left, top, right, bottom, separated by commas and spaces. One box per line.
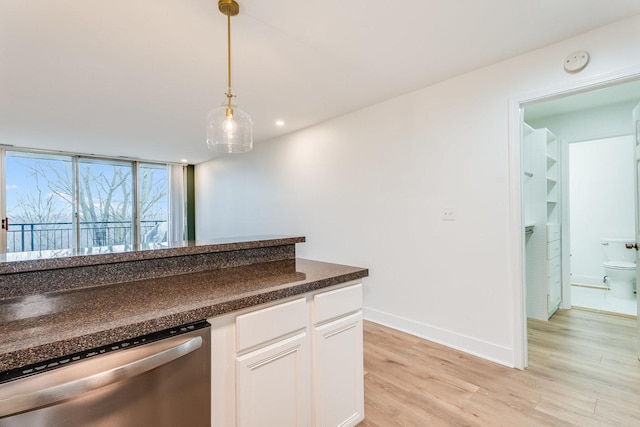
6, 220, 168, 253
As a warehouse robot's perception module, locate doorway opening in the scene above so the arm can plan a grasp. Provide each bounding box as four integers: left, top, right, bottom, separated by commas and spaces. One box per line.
510, 70, 640, 369
523, 81, 640, 319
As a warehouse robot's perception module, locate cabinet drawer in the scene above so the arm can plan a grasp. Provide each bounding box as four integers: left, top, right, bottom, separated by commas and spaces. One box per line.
547, 256, 561, 277
236, 298, 307, 353
313, 283, 362, 325
547, 224, 560, 242
549, 272, 561, 290
547, 240, 561, 260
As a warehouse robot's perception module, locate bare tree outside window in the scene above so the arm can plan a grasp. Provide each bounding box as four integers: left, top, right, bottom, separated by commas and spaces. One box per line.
5, 152, 169, 253
139, 163, 169, 244
6, 154, 74, 251
78, 158, 134, 247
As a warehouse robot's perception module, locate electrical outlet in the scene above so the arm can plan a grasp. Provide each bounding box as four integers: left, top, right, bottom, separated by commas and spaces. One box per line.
442, 207, 456, 221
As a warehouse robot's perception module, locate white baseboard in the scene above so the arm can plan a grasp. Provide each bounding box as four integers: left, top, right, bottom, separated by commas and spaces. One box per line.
363, 307, 515, 368
571, 275, 606, 287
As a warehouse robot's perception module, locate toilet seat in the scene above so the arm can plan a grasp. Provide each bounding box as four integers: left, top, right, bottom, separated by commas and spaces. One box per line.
603, 261, 636, 270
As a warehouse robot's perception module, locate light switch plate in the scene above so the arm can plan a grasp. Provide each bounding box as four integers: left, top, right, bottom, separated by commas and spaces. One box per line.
442, 207, 456, 221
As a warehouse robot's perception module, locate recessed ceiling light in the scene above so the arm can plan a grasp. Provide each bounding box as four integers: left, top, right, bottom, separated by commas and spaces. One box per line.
275, 120, 285, 127
181, 158, 188, 163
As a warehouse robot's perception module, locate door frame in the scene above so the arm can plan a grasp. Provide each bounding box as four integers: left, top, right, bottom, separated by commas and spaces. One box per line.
0, 148, 5, 254
508, 66, 640, 369
633, 102, 640, 358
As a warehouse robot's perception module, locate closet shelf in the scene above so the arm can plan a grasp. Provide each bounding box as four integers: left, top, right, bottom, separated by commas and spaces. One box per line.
524, 125, 561, 321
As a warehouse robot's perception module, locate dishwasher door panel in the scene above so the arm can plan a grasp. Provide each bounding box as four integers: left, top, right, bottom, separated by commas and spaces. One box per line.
0, 325, 210, 427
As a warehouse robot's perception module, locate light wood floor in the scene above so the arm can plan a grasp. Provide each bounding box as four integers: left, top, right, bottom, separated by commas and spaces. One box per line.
359, 309, 640, 426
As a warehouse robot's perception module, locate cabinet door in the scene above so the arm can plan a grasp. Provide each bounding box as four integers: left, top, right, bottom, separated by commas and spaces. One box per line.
313, 311, 364, 427
548, 272, 562, 315
236, 332, 311, 427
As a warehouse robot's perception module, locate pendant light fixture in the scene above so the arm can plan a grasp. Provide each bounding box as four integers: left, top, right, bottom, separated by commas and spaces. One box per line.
206, 0, 253, 153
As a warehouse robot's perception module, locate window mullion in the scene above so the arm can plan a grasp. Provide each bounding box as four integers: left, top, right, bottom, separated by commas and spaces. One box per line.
74, 156, 80, 250
133, 161, 140, 246
0, 148, 6, 254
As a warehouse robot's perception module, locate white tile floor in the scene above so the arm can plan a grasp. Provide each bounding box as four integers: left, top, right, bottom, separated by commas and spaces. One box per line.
571, 285, 637, 317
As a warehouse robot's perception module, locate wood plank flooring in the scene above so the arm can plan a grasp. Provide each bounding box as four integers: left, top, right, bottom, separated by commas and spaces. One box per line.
359, 309, 640, 426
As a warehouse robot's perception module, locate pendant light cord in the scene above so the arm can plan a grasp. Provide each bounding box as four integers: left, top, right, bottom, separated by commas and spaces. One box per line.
226, 13, 233, 105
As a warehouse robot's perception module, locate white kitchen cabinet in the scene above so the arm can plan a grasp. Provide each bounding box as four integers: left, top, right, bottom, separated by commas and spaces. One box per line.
209, 281, 364, 427
237, 332, 310, 427
312, 312, 363, 427
235, 297, 311, 427
312, 283, 364, 427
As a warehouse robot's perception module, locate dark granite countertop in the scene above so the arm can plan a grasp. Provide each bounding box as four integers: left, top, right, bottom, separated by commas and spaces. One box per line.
0, 258, 368, 372
0, 235, 305, 274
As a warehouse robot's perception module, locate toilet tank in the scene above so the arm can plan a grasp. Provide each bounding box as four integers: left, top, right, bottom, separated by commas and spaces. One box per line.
601, 238, 637, 263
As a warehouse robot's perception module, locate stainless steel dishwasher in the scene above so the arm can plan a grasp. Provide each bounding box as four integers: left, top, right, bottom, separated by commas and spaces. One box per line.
0, 320, 211, 427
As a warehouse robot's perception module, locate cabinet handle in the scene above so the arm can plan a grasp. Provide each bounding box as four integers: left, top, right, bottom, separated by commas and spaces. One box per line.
625, 243, 638, 250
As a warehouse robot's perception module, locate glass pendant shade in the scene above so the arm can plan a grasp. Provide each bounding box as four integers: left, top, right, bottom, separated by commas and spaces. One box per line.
206, 102, 253, 153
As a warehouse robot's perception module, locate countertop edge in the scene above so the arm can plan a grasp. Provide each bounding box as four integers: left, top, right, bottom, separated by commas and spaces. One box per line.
0, 262, 367, 372
0, 235, 306, 274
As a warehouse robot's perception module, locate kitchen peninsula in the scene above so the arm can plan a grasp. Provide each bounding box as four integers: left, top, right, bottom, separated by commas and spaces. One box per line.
0, 236, 368, 426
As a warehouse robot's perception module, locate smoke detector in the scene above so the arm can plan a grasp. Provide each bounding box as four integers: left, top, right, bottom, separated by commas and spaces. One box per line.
564, 51, 590, 73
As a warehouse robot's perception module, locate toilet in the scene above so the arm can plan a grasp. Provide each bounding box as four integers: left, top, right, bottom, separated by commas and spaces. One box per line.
601, 238, 637, 299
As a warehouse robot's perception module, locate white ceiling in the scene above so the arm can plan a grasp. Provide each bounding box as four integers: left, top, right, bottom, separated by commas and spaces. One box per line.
2, 0, 640, 164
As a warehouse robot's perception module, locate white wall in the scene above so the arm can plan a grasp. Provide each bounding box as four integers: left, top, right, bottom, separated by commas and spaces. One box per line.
569, 136, 635, 286
195, 15, 640, 367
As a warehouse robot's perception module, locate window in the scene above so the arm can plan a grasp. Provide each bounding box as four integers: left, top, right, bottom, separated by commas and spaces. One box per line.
1, 150, 184, 253
78, 157, 135, 248
5, 152, 74, 252
139, 163, 170, 245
